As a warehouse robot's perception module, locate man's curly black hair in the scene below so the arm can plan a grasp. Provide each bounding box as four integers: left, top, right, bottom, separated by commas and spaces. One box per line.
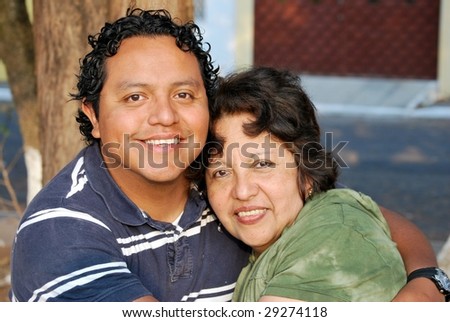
70, 7, 219, 145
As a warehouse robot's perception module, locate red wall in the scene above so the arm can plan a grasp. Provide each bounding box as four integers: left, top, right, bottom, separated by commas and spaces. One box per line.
254, 0, 440, 79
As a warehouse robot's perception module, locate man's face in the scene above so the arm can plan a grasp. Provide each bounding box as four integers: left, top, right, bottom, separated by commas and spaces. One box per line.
83, 36, 209, 185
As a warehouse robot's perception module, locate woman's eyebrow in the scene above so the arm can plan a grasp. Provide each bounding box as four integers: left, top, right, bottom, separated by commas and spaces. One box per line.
242, 149, 274, 160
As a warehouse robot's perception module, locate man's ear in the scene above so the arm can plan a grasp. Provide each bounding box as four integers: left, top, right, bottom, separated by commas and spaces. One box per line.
81, 102, 100, 139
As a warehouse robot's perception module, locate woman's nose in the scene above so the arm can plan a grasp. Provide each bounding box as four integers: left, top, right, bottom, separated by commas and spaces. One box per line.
232, 172, 258, 201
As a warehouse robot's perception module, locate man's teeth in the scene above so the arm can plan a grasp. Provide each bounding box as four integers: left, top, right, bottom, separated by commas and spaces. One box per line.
237, 209, 266, 217
146, 138, 180, 145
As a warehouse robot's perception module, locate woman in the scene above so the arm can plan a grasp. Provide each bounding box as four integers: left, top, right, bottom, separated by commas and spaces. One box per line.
204, 67, 443, 301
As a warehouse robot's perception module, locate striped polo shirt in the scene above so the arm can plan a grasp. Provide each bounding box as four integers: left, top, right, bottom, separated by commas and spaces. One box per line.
10, 143, 249, 302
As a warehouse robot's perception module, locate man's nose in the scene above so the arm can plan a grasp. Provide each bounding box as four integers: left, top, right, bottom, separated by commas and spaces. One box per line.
147, 97, 179, 126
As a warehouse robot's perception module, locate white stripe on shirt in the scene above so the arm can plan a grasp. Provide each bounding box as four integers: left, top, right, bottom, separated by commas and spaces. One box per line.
119, 211, 217, 256
29, 261, 129, 302
17, 208, 111, 235
180, 283, 236, 302
36, 268, 131, 302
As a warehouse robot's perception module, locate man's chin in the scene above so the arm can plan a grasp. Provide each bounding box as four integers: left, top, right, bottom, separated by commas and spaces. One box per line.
138, 166, 190, 184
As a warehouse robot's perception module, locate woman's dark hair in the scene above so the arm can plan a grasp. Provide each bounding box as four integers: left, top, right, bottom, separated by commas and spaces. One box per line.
206, 66, 339, 200
71, 7, 219, 146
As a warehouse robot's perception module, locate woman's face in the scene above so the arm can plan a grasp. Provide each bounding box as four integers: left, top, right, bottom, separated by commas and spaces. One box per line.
206, 113, 305, 256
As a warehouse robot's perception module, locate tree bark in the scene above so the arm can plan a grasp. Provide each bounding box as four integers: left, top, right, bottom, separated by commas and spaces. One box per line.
33, 0, 110, 184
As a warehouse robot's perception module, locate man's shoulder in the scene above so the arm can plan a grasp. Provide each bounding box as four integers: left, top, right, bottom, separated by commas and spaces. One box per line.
24, 146, 105, 217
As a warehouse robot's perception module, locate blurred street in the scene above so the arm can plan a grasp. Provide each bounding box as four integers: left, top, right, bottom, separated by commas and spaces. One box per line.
318, 114, 450, 253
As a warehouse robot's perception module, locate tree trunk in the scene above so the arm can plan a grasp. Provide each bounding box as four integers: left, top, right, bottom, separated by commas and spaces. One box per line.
33, 0, 109, 184
0, 0, 39, 208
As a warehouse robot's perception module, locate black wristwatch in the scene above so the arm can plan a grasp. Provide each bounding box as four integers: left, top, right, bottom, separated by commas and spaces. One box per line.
407, 267, 450, 302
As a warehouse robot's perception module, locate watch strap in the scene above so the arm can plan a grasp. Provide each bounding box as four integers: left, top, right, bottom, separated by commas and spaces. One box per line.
407, 267, 450, 302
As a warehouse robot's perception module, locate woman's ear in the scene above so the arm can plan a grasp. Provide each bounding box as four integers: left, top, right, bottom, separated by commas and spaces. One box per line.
81, 102, 100, 139
299, 175, 314, 202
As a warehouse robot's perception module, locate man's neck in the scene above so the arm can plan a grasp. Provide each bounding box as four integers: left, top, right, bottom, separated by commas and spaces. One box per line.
108, 167, 191, 223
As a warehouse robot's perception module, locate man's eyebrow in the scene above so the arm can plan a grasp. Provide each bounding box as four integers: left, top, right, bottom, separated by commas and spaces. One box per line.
116, 79, 202, 90
116, 81, 152, 91
172, 78, 202, 88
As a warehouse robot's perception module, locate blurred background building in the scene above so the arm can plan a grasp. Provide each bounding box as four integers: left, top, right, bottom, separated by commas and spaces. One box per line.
193, 0, 449, 102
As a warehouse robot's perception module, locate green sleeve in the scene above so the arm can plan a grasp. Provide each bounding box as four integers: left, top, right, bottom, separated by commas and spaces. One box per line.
263, 204, 406, 302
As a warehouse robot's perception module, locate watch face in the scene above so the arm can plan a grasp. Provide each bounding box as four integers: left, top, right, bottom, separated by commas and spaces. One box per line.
434, 269, 450, 293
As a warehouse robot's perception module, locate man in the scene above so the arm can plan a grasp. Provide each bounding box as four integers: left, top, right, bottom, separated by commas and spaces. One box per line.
9, 8, 446, 302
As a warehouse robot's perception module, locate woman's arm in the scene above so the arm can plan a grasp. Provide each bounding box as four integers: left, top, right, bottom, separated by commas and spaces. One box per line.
380, 206, 444, 301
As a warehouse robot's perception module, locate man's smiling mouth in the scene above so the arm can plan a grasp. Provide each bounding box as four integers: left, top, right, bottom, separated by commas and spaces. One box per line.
145, 137, 181, 146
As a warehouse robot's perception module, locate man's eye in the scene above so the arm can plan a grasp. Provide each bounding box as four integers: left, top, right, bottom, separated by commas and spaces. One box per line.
126, 94, 143, 102
176, 92, 192, 99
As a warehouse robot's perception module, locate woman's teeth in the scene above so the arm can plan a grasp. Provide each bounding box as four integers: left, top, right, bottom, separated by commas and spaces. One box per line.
237, 209, 266, 217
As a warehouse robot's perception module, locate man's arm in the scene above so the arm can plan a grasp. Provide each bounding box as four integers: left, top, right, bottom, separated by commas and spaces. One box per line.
380, 206, 444, 301
134, 295, 159, 302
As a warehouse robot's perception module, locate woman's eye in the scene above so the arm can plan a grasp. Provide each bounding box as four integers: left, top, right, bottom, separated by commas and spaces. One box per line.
255, 160, 275, 168
213, 169, 229, 178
